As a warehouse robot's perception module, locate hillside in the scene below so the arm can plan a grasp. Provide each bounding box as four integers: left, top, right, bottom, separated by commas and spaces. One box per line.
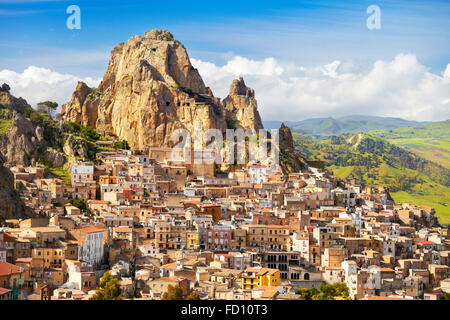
370, 120, 450, 169
265, 115, 427, 137
293, 132, 450, 224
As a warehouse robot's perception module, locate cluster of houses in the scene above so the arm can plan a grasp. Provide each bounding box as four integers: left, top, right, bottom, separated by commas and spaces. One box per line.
0, 147, 449, 300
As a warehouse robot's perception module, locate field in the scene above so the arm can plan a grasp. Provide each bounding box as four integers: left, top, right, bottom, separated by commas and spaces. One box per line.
371, 120, 450, 169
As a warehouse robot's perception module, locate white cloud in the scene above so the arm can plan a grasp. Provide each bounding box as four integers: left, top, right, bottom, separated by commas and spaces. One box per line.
0, 55, 449, 122
192, 54, 450, 122
0, 66, 100, 108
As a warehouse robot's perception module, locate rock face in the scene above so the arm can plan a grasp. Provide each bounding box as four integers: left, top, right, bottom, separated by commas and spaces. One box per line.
63, 135, 89, 159
0, 158, 32, 219
0, 91, 47, 166
60, 29, 264, 151
279, 123, 295, 153
60, 81, 93, 125
0, 89, 29, 114
223, 77, 263, 130
0, 91, 65, 167
278, 123, 304, 174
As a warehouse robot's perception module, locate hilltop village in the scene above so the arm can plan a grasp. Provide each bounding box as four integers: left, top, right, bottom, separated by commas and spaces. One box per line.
1, 146, 449, 301
0, 29, 449, 301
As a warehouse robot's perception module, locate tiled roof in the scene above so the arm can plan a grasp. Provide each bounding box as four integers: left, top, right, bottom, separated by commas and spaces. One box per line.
0, 262, 23, 276
0, 288, 12, 295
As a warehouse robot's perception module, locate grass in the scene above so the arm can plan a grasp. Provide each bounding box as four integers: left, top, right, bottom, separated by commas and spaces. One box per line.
0, 118, 12, 135
391, 188, 450, 225
371, 120, 450, 169
49, 166, 71, 185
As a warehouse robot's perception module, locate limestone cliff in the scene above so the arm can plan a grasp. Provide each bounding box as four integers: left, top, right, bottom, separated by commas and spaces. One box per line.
0, 89, 65, 167
223, 77, 263, 131
279, 123, 304, 174
0, 90, 46, 166
60, 30, 264, 151
279, 123, 295, 153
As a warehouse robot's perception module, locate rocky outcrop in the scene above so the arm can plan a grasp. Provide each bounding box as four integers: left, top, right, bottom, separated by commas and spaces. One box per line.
43, 149, 66, 168
60, 81, 93, 125
278, 123, 304, 174
223, 77, 263, 131
0, 92, 47, 166
0, 158, 32, 219
60, 29, 264, 152
279, 123, 295, 153
0, 89, 29, 114
0, 90, 67, 168
63, 134, 89, 159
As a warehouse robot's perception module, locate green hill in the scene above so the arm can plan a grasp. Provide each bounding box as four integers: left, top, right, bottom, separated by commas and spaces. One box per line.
370, 120, 450, 169
266, 115, 427, 137
293, 132, 450, 225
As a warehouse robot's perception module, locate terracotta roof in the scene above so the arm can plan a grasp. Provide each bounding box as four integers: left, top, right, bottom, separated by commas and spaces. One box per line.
417, 240, 437, 245
160, 262, 177, 269
0, 262, 23, 276
114, 227, 133, 233
380, 268, 396, 273
0, 288, 12, 295
78, 225, 105, 234
254, 286, 278, 298
366, 296, 409, 300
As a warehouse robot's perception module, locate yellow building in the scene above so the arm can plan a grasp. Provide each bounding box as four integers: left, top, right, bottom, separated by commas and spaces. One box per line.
32, 248, 64, 269
241, 267, 281, 290
186, 231, 199, 249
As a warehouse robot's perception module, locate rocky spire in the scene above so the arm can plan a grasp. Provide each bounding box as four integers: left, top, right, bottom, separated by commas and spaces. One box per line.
60, 30, 265, 151
279, 123, 295, 153
60, 29, 224, 150
223, 77, 263, 131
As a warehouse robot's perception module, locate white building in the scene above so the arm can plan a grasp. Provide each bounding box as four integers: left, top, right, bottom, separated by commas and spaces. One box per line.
71, 162, 95, 186
292, 232, 310, 262
75, 227, 105, 266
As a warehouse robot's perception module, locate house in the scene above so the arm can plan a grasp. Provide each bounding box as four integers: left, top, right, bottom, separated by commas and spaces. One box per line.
0, 262, 25, 300
69, 226, 105, 266
241, 267, 281, 290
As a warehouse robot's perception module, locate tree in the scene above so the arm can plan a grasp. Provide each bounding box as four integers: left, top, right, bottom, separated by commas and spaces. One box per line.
297, 287, 319, 300
116, 140, 130, 150
37, 101, 58, 116
185, 291, 201, 300
80, 126, 100, 141
161, 285, 184, 300
297, 283, 349, 300
90, 272, 122, 300
70, 199, 93, 216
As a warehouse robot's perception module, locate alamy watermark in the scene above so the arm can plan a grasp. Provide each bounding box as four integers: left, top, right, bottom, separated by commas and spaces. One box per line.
367, 5, 381, 30
169, 121, 280, 168
66, 5, 81, 30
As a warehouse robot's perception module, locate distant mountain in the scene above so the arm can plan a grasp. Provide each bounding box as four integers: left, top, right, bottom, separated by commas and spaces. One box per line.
263, 115, 428, 137
293, 132, 450, 225
370, 120, 450, 169
263, 121, 302, 130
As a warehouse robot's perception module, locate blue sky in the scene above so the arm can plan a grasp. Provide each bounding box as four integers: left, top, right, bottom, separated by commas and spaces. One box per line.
1, 0, 449, 76
0, 0, 449, 121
